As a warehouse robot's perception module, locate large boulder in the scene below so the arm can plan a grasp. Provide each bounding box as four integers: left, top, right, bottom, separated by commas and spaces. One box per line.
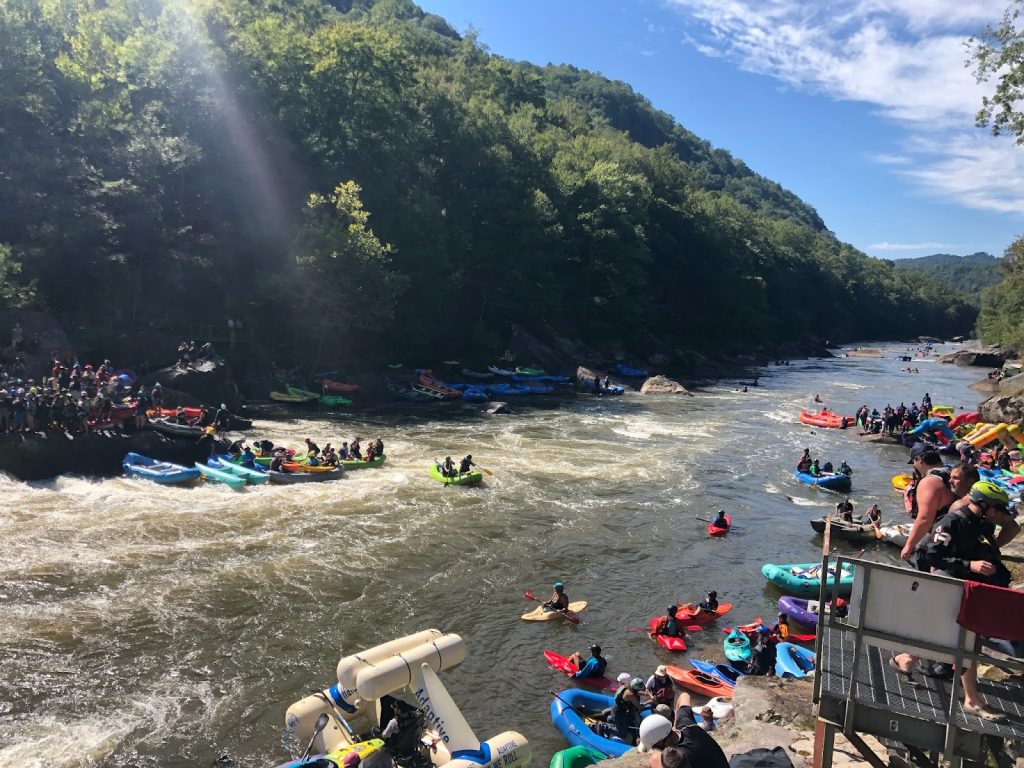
640, 375, 691, 395
940, 345, 1008, 367
979, 383, 1024, 425
138, 360, 241, 410
0, 310, 73, 379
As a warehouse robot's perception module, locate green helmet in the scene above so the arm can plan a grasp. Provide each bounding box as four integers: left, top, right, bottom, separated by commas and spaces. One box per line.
968, 480, 1009, 508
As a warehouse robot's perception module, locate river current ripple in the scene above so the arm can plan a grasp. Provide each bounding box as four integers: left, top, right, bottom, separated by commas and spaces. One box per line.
0, 343, 985, 767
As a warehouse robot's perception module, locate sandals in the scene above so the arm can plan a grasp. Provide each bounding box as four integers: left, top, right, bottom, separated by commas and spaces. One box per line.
964, 703, 1008, 723
889, 657, 921, 687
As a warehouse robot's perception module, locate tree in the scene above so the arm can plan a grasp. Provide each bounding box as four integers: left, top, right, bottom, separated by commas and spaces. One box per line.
968, 0, 1024, 142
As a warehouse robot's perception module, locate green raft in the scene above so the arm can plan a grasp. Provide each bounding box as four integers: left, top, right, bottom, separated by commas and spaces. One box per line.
550, 746, 605, 768
341, 456, 387, 470
196, 463, 247, 490
429, 463, 483, 486
287, 385, 351, 407
761, 561, 856, 597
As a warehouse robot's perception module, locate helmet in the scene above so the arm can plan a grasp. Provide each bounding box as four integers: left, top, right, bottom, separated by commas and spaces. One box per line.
629, 677, 645, 692
617, 672, 632, 685
835, 598, 847, 608
204, 426, 215, 435
553, 582, 564, 591
590, 644, 601, 655
667, 605, 678, 615
969, 480, 1009, 508
708, 590, 717, 599
638, 714, 673, 748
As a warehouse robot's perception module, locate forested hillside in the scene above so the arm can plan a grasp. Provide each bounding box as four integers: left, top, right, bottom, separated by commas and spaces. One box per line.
892, 252, 1000, 302
0, 0, 975, 368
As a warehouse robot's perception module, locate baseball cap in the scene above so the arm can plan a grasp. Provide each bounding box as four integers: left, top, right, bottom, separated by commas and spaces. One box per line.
638, 714, 673, 749
907, 443, 936, 464
617, 672, 632, 684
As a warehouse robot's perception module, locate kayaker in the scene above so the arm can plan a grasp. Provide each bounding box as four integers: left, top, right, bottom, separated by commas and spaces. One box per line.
640, 692, 730, 768
322, 447, 339, 467
543, 582, 569, 612
770, 612, 790, 642
567, 644, 607, 679
814, 394, 823, 403
900, 443, 956, 561
304, 438, 321, 458
646, 665, 675, 706
459, 454, 475, 474
838, 460, 853, 476
693, 591, 719, 616
440, 456, 456, 477
350, 437, 363, 460
240, 445, 257, 468
710, 511, 729, 531
836, 497, 854, 522
745, 629, 777, 676
652, 605, 683, 639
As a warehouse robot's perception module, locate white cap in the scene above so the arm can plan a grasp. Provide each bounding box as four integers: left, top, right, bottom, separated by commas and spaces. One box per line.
638, 714, 673, 749
616, 672, 632, 684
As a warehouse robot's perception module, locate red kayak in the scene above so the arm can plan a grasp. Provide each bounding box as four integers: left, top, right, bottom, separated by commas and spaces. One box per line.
666, 666, 732, 697
316, 378, 359, 394
707, 516, 731, 536
648, 617, 687, 651
542, 651, 617, 691
677, 602, 733, 632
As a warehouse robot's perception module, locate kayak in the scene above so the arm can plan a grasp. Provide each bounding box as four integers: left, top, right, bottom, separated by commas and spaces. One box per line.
703, 697, 735, 722
123, 452, 200, 485
196, 462, 247, 490
793, 470, 852, 492
516, 367, 545, 376
891, 473, 913, 490
878, 522, 910, 547
809, 518, 876, 544
707, 516, 731, 537
798, 409, 853, 428
549, 745, 606, 768
775, 642, 816, 678
724, 628, 751, 662
677, 602, 733, 630
340, 456, 387, 470
462, 368, 494, 380
615, 363, 648, 378
761, 561, 856, 597
315, 378, 359, 394
689, 660, 743, 687
282, 462, 337, 473
486, 383, 531, 396
429, 463, 483, 486
487, 365, 515, 376
462, 388, 489, 403
253, 449, 298, 466
210, 457, 269, 485
267, 469, 342, 484
522, 601, 587, 621
542, 651, 617, 691
549, 688, 655, 758
287, 385, 351, 407
647, 617, 687, 651
270, 390, 316, 403
665, 666, 731, 697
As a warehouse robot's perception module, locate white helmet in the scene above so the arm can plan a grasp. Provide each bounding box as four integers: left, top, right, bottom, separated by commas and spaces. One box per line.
639, 714, 673, 748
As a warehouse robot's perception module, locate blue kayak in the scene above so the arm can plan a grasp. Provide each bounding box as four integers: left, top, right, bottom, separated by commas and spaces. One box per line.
775, 642, 816, 678
689, 659, 743, 687
123, 452, 200, 485
550, 689, 655, 757
615, 363, 649, 378
793, 470, 852, 492
462, 388, 489, 403
487, 383, 531, 396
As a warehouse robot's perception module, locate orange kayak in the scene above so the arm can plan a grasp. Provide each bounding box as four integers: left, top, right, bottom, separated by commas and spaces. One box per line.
666, 666, 733, 697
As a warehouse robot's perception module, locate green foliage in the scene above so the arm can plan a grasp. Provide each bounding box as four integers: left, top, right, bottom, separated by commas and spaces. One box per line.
891, 253, 1001, 303
978, 238, 1024, 351
0, 245, 35, 309
969, 0, 1024, 143
0, 0, 976, 368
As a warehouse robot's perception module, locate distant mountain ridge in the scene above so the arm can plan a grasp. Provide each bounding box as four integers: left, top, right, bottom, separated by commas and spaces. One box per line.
891, 252, 1001, 302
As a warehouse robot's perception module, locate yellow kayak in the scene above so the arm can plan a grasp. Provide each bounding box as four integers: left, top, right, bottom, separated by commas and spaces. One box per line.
521, 601, 588, 621
891, 473, 912, 491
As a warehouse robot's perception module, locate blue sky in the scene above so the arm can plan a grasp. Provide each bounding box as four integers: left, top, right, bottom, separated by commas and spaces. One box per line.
415, 0, 1024, 260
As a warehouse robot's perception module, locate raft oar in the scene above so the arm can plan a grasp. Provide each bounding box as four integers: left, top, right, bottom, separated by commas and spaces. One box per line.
480, 467, 493, 476
524, 590, 580, 624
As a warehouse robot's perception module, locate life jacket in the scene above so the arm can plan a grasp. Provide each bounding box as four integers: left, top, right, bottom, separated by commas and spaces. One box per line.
906, 467, 952, 520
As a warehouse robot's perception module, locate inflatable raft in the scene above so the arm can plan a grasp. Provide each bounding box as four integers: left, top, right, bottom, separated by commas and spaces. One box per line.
267, 468, 342, 484
549, 745, 605, 768
794, 470, 852, 492
798, 409, 852, 428
550, 688, 654, 757
123, 452, 200, 485
429, 463, 483, 486
761, 561, 856, 597
196, 462, 247, 489
340, 456, 387, 470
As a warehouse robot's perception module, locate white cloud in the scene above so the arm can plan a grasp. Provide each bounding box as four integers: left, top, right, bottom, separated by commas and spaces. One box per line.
869, 241, 956, 250
664, 0, 1024, 216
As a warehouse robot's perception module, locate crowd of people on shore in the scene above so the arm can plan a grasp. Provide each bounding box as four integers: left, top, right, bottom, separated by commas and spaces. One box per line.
855, 392, 936, 435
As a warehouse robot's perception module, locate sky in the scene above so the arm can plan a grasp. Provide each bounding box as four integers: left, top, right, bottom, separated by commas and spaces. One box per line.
414, 0, 1024, 260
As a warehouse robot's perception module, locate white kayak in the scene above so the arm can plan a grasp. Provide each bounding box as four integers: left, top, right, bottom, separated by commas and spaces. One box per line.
521, 601, 588, 621
878, 523, 910, 547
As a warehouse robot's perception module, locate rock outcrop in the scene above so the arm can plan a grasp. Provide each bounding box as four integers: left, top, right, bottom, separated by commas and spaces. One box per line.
940, 345, 1008, 367
0, 309, 73, 377
0, 429, 219, 481
979, 382, 1024, 426
640, 375, 691, 395
138, 360, 242, 410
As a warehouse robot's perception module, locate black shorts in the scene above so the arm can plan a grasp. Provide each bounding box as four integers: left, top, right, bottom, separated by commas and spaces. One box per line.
674, 704, 697, 730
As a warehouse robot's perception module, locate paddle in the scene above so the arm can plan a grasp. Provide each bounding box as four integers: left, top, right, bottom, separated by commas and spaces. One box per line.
480, 467, 493, 476
300, 713, 330, 761
524, 590, 580, 624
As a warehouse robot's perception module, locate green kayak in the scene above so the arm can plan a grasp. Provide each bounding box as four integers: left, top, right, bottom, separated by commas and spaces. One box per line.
341, 456, 387, 470
196, 462, 247, 490
286, 385, 352, 407
550, 746, 605, 768
429, 463, 483, 486
515, 367, 545, 376
253, 453, 306, 467
761, 561, 856, 597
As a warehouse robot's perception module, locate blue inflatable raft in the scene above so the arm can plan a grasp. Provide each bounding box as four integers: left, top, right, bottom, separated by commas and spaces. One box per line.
775, 642, 816, 678
793, 470, 852, 492
123, 452, 200, 485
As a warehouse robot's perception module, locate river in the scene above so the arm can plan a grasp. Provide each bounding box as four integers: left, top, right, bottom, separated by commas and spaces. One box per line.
0, 343, 986, 767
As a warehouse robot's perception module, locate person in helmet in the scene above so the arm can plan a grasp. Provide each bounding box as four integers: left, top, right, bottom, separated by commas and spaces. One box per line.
566, 644, 607, 680
213, 403, 230, 432
610, 676, 648, 746
745, 628, 777, 676
709, 510, 729, 531
651, 605, 683, 639
543, 582, 569, 612
695, 591, 719, 616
